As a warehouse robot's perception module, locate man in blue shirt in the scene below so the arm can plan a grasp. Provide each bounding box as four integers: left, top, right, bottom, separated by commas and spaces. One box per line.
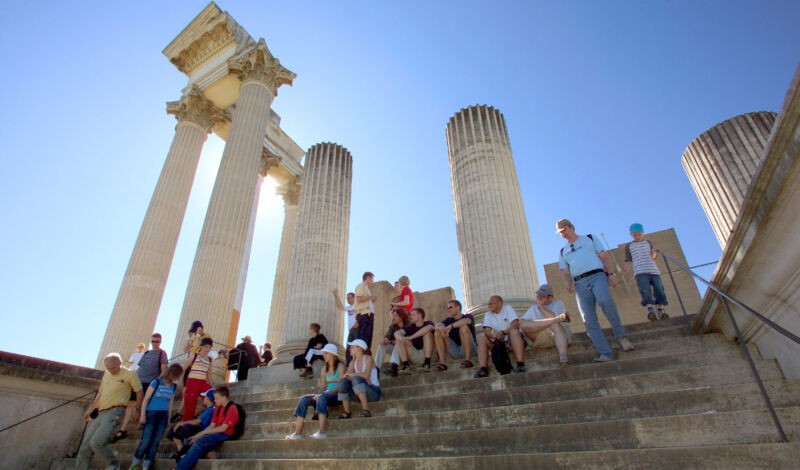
557, 219, 634, 361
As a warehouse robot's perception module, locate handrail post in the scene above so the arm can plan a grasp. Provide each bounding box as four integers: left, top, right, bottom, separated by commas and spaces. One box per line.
721, 296, 788, 442
661, 253, 692, 332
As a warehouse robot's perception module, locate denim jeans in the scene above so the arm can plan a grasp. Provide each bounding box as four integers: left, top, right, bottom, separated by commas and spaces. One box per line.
133, 410, 169, 466
635, 273, 668, 307
175, 432, 230, 470
293, 392, 339, 418
574, 271, 627, 358
338, 376, 381, 403
74, 406, 124, 469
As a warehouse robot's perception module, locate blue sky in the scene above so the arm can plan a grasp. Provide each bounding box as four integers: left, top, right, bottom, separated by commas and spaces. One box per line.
1, 1, 797, 368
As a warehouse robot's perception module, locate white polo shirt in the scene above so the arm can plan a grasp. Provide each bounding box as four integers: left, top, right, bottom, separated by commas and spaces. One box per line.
482, 304, 519, 332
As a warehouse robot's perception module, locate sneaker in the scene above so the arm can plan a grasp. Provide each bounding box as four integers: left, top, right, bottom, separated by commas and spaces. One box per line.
647, 311, 658, 322
618, 337, 635, 352
515, 363, 526, 373
474, 367, 489, 378
592, 355, 613, 363
420, 363, 431, 373
387, 367, 398, 377
285, 433, 303, 440
310, 431, 327, 439
435, 364, 448, 372
460, 360, 474, 368
400, 364, 414, 375
658, 310, 669, 320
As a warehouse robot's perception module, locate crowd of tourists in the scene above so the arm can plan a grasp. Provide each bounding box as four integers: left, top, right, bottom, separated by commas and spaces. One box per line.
74, 219, 668, 465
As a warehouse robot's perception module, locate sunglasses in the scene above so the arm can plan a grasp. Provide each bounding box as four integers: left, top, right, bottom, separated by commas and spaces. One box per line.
151, 340, 161, 343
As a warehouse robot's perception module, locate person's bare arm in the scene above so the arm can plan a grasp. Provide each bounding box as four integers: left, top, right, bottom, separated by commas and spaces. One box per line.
392, 294, 411, 307
623, 260, 633, 276
332, 288, 344, 311
83, 389, 102, 422
598, 252, 618, 287
451, 316, 472, 328
561, 269, 574, 293
139, 386, 155, 423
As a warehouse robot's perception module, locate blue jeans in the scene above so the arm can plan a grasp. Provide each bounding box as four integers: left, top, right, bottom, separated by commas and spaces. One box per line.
575, 271, 627, 358
176, 432, 230, 470
635, 273, 668, 307
133, 410, 169, 466
338, 376, 381, 403
293, 392, 339, 418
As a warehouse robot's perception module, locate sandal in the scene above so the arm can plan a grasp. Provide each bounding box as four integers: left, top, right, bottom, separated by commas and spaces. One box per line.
435, 364, 448, 372
110, 429, 127, 443
337, 411, 352, 419
460, 360, 474, 368
360, 410, 372, 418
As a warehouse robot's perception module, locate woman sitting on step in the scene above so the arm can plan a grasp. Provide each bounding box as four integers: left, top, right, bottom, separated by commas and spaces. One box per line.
337, 339, 381, 418
286, 343, 345, 439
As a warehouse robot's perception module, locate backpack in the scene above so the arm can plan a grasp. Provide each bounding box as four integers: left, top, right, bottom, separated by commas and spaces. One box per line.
560, 233, 598, 259
490, 339, 513, 375
224, 402, 246, 440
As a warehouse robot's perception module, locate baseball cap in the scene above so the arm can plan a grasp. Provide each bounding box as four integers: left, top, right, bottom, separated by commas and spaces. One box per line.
200, 389, 215, 402
189, 321, 203, 332
555, 219, 573, 233
347, 339, 368, 351
535, 284, 555, 297
321, 344, 338, 355
630, 223, 644, 233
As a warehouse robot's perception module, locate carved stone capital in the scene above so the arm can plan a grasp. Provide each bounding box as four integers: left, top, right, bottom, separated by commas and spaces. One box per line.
276, 178, 300, 207
260, 148, 282, 177
228, 38, 296, 96
166, 86, 229, 132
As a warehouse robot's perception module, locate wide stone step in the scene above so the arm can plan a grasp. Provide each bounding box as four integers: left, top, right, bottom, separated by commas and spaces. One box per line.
229, 316, 695, 396
106, 406, 800, 461
51, 441, 800, 470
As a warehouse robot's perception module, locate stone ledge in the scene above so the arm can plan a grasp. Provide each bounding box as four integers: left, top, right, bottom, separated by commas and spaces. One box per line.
0, 351, 102, 388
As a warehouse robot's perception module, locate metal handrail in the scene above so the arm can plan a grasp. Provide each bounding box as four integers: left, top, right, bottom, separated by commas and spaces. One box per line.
658, 250, 797, 443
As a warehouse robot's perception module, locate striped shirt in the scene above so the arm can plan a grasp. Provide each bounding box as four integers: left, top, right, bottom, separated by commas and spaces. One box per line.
624, 240, 660, 275
187, 355, 211, 381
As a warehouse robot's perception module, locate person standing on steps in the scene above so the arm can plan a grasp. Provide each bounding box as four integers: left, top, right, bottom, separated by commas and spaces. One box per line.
433, 299, 477, 371
556, 218, 634, 362
333, 288, 357, 365
233, 335, 260, 381
474, 295, 527, 378
182, 337, 215, 421
622, 223, 669, 321
353, 271, 378, 353
518, 284, 572, 367
285, 344, 346, 439
129, 363, 184, 470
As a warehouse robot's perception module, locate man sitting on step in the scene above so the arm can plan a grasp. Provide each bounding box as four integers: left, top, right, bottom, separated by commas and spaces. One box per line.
433, 299, 477, 371
519, 284, 572, 367
474, 295, 527, 378
388, 307, 435, 375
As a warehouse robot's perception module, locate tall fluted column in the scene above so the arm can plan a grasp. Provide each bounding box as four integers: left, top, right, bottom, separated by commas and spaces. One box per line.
96, 87, 226, 367
445, 105, 539, 317
172, 39, 295, 357
276, 143, 352, 359
681, 111, 777, 248
265, 178, 300, 349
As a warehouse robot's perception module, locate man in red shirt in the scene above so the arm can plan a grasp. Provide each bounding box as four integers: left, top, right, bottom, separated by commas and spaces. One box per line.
174, 386, 239, 470
391, 275, 414, 314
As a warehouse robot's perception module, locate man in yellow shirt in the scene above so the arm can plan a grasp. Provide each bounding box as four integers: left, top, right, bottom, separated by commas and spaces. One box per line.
353, 271, 378, 354
75, 353, 142, 470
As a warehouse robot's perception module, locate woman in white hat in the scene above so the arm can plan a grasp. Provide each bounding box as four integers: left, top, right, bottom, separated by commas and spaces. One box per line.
285, 343, 344, 439
337, 339, 381, 418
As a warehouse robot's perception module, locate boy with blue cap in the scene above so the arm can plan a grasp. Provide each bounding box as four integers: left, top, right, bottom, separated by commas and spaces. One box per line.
623, 223, 669, 321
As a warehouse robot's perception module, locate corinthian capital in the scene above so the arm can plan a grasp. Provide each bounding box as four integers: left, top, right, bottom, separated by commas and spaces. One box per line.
276, 178, 300, 207
260, 148, 282, 177
166, 86, 229, 132
228, 38, 296, 96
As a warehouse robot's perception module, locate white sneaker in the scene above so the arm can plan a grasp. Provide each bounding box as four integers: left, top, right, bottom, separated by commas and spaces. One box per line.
310, 431, 327, 439
285, 433, 302, 440
618, 337, 635, 352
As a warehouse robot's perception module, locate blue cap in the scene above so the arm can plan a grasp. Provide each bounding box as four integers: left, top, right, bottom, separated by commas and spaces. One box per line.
630, 223, 644, 233
201, 389, 215, 402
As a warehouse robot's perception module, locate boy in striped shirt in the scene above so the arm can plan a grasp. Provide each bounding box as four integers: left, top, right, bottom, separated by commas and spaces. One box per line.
623, 223, 669, 321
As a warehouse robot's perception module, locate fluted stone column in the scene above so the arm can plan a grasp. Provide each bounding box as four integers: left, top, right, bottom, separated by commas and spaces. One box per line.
445, 105, 539, 317
172, 39, 295, 357
275, 144, 352, 359
682, 111, 777, 248
265, 178, 300, 349
96, 87, 226, 367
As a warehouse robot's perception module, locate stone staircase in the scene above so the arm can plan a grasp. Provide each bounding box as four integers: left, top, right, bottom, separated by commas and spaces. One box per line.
53, 316, 800, 469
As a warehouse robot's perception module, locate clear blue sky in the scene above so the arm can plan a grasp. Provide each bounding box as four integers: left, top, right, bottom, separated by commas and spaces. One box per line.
1, 1, 797, 368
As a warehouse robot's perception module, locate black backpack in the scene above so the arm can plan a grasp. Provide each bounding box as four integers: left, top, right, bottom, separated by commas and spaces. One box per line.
224, 402, 246, 440
490, 340, 513, 375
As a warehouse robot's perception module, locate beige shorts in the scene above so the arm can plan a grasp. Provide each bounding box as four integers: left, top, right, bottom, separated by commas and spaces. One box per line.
522, 323, 572, 349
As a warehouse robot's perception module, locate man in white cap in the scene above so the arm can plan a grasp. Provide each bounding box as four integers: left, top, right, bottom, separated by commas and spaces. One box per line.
556, 219, 634, 362
519, 284, 572, 366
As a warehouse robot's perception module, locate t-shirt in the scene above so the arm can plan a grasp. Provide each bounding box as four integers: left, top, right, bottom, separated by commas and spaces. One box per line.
305, 334, 328, 353
261, 350, 273, 365
345, 304, 355, 329
146, 379, 178, 411
97, 368, 142, 410
199, 405, 215, 428
187, 355, 212, 381
558, 234, 606, 277
482, 305, 519, 333
128, 352, 144, 371
397, 286, 414, 314
520, 300, 567, 323
188, 333, 212, 354
624, 240, 660, 275
354, 282, 374, 315
213, 402, 240, 435
441, 314, 476, 346
401, 321, 434, 349
137, 349, 169, 384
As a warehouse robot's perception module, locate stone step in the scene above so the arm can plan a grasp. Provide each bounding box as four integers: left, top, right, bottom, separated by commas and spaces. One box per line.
105, 405, 800, 461
228, 316, 695, 396
238, 333, 754, 410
